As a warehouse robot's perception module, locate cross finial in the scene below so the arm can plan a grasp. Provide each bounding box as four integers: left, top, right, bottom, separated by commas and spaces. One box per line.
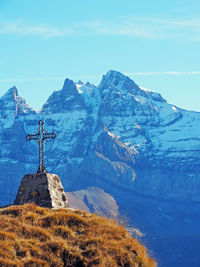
26, 120, 56, 174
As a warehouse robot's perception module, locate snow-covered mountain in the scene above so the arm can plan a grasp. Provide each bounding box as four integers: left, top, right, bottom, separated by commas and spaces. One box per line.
2, 70, 199, 201
1, 70, 200, 266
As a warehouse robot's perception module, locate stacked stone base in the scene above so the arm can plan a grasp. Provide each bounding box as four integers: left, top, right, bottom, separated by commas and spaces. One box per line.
14, 173, 69, 209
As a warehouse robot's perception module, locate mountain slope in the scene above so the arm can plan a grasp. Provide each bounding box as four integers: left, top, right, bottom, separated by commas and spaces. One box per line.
66, 186, 119, 219
0, 203, 156, 267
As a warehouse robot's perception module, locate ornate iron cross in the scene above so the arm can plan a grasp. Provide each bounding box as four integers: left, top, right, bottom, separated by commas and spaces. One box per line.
26, 120, 56, 174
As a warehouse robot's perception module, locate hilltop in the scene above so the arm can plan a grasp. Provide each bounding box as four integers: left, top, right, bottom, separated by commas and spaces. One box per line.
0, 204, 156, 267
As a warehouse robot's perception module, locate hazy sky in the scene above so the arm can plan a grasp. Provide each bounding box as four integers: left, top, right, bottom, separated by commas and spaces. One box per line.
1, 0, 200, 111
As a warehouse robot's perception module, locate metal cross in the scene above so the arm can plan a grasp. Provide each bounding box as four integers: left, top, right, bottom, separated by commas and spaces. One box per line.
26, 120, 56, 174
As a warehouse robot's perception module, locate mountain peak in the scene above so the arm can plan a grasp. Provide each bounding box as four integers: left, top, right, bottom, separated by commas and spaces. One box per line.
1, 86, 19, 100
105, 70, 125, 80
10, 86, 18, 95
105, 70, 138, 87
99, 70, 140, 95
77, 80, 84, 85
41, 78, 81, 114
62, 78, 78, 96
0, 86, 35, 122
85, 81, 93, 87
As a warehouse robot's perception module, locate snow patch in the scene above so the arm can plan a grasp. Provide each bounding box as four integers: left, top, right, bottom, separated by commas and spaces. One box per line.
76, 84, 83, 94
139, 86, 151, 92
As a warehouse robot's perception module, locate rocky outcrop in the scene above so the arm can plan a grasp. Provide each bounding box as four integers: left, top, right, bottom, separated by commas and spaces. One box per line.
14, 173, 69, 208
66, 186, 119, 219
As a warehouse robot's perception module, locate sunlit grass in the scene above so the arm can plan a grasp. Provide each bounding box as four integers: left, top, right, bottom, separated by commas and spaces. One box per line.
0, 203, 156, 266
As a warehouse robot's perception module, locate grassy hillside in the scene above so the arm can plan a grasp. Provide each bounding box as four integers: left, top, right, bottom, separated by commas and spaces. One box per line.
0, 204, 156, 267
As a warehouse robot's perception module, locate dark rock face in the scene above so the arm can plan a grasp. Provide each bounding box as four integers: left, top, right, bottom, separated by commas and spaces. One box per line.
14, 173, 69, 208
41, 78, 85, 114
78, 128, 136, 191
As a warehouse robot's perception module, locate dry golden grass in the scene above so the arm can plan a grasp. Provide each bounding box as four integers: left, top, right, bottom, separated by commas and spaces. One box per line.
0, 203, 156, 267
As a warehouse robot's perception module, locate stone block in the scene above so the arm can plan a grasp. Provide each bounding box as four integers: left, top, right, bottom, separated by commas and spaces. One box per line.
14, 173, 69, 209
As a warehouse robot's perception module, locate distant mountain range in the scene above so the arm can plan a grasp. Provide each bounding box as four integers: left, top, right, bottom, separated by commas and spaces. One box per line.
1, 70, 200, 266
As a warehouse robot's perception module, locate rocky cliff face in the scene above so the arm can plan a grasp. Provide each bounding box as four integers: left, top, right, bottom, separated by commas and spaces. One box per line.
0, 70, 200, 205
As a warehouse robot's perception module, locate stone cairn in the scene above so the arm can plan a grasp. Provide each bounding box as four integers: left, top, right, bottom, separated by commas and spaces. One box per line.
14, 173, 69, 208
14, 120, 69, 209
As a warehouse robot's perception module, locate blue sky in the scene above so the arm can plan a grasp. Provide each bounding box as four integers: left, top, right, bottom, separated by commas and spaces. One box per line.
1, 0, 200, 111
